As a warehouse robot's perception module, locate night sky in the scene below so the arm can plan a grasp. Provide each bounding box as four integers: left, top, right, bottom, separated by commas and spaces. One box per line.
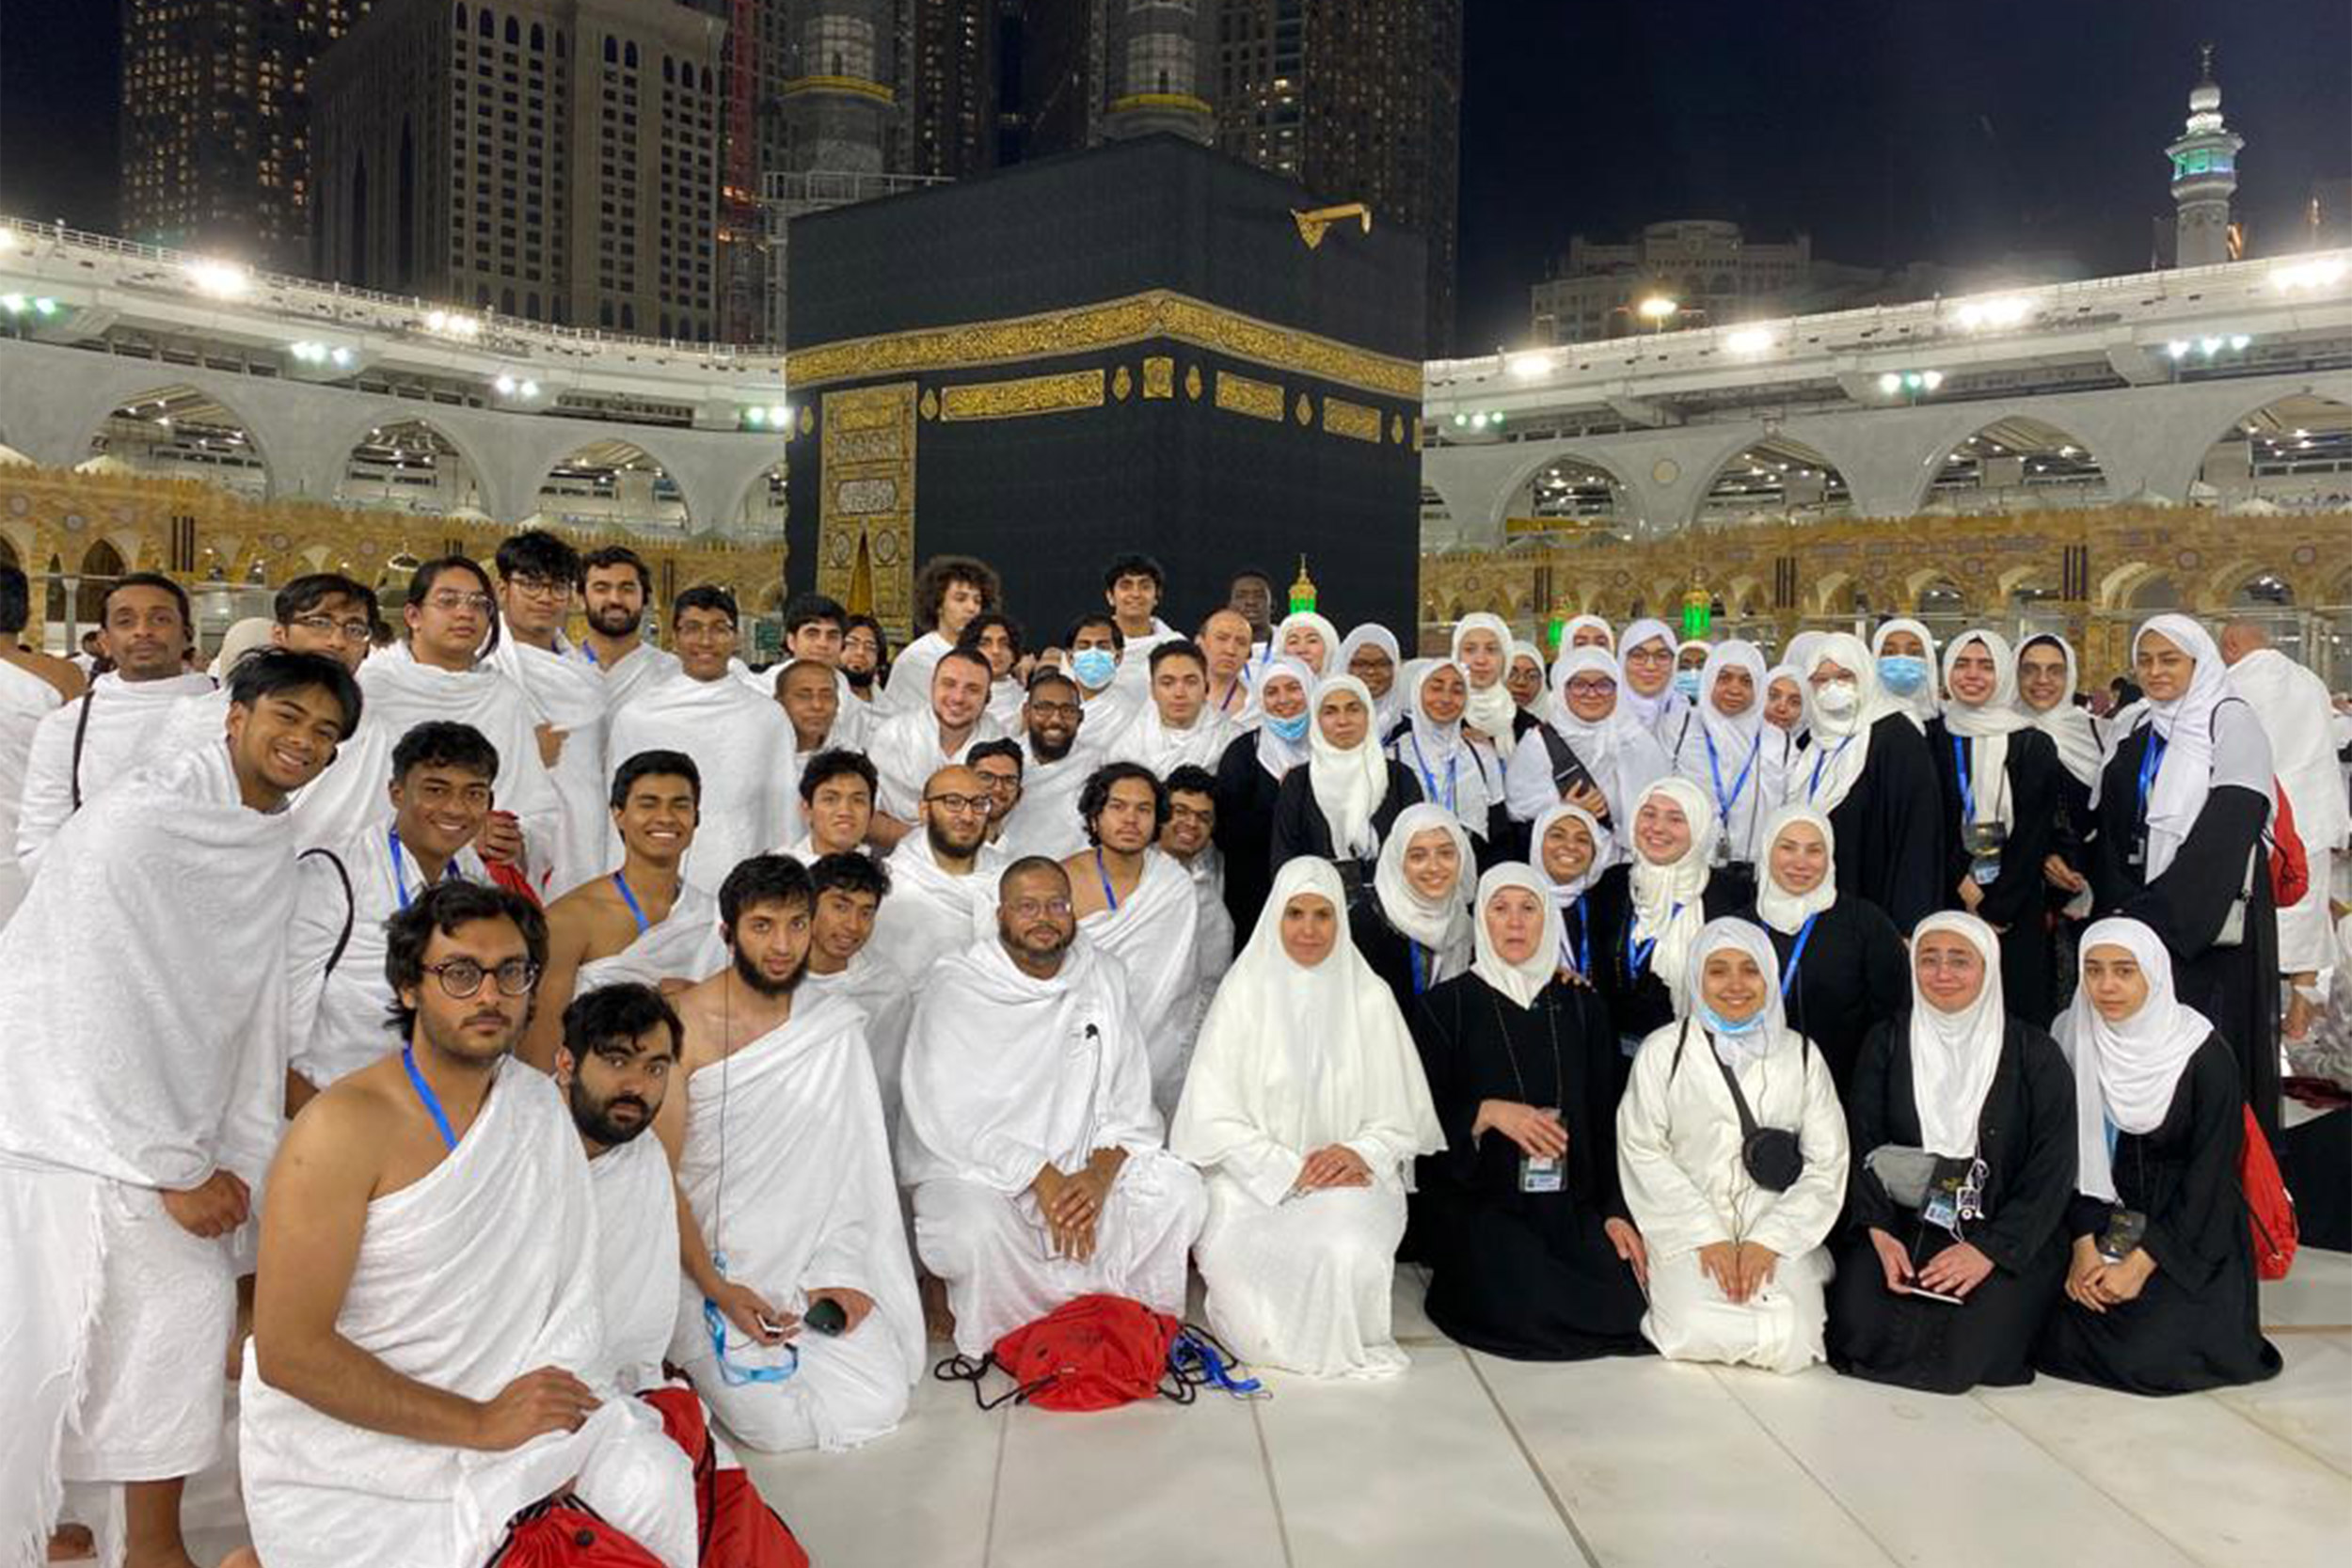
3, 0, 2346, 353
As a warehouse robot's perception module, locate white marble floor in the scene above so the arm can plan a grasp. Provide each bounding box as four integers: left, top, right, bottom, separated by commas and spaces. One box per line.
84, 1250, 2352, 1567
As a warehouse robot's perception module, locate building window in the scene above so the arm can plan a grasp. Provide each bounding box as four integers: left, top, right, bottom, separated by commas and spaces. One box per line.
804, 15, 876, 80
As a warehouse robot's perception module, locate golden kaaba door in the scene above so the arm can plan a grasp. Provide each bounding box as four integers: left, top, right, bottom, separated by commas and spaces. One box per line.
818, 382, 917, 639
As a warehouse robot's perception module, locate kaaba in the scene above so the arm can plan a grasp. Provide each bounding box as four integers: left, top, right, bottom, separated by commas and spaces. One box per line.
781, 134, 1427, 645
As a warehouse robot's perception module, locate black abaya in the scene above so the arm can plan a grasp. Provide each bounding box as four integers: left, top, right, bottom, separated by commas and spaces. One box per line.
1355, 897, 1454, 1021
1213, 733, 1286, 945
1585, 863, 1752, 1052
1744, 895, 1912, 1093
2034, 1036, 2281, 1394
1409, 972, 1652, 1360
1809, 712, 1943, 932
1267, 759, 1422, 905
1928, 719, 2063, 1025
1828, 1016, 2075, 1393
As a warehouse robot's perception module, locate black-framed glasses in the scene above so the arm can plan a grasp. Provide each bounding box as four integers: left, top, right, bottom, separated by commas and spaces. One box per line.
924, 792, 990, 816
422, 958, 539, 998
506, 574, 572, 601
292, 613, 376, 644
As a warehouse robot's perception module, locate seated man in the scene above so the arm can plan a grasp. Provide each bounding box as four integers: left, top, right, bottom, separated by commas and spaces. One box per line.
870, 763, 1003, 984
288, 720, 495, 1109
784, 747, 878, 862
800, 851, 916, 1135
524, 750, 722, 1069
1064, 762, 1202, 1117
241, 882, 695, 1568
900, 858, 1208, 1357
660, 857, 924, 1452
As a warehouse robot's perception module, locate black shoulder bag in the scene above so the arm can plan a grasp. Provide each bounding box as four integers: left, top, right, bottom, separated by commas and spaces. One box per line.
1674, 1018, 1806, 1192
297, 847, 358, 979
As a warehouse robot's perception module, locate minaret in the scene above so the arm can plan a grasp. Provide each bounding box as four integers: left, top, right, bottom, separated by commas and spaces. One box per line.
1104, 0, 1216, 144
2167, 43, 2244, 269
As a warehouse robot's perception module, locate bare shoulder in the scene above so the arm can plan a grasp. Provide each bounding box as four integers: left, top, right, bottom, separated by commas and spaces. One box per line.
544, 876, 616, 945
669, 973, 732, 1067
280, 1061, 405, 1180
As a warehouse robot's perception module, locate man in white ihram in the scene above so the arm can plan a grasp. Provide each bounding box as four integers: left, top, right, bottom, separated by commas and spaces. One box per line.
899, 857, 1208, 1356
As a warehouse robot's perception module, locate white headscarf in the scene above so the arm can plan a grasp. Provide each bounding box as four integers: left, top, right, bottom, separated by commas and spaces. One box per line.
1800, 632, 1903, 815
1784, 630, 1828, 679
1754, 802, 1840, 935
1681, 917, 1789, 1066
1251, 655, 1315, 779
2014, 633, 2105, 789
1559, 613, 1615, 654
1763, 661, 1811, 747
1629, 776, 1718, 1010
1395, 656, 1494, 838
1275, 611, 1341, 679
1871, 617, 1943, 729
1338, 624, 1405, 736
1451, 612, 1519, 738
1616, 617, 1684, 732
1685, 640, 1774, 853
1308, 673, 1390, 858
1941, 628, 2031, 831
1545, 645, 1636, 751
1531, 801, 1609, 974
1171, 857, 1444, 1180
1907, 911, 2007, 1159
1508, 641, 1549, 711
1371, 803, 1477, 978
1471, 863, 1565, 1009
2133, 613, 2264, 878
2055, 917, 2213, 1202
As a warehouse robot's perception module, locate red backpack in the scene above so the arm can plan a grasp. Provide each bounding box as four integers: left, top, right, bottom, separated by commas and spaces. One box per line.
639, 1386, 812, 1568
2239, 1106, 2298, 1281
485, 1499, 666, 1568
2266, 785, 2310, 911
936, 1293, 1263, 1413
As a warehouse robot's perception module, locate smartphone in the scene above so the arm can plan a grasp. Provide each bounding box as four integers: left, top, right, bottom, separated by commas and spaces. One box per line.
803, 1298, 849, 1337
1900, 1284, 1964, 1306
755, 1312, 791, 1338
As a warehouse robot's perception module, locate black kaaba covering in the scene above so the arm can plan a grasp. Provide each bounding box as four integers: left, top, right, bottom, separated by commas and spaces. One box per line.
784, 133, 1426, 642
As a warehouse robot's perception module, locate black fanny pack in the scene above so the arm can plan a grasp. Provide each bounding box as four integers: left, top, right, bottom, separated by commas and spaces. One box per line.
1676, 1019, 1806, 1192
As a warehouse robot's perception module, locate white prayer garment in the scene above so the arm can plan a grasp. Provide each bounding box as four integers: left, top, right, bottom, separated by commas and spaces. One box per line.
589, 1132, 686, 1394
1180, 844, 1238, 1037
1169, 859, 1443, 1377
1506, 648, 1670, 847
995, 737, 1101, 863
13, 669, 214, 873
0, 657, 63, 926
2229, 643, 2351, 972
287, 822, 491, 1091
0, 742, 294, 1556
575, 881, 726, 993
2127, 615, 2274, 879
1615, 918, 1850, 1373
1106, 693, 1236, 776
668, 991, 923, 1452
489, 626, 614, 899
1614, 618, 1691, 739
868, 832, 1005, 983
606, 670, 800, 895
294, 643, 564, 876
1448, 612, 1518, 740
866, 703, 1008, 822
1076, 845, 1205, 1117
571, 638, 682, 713
1106, 617, 1181, 709
899, 932, 1207, 1356
239, 1068, 696, 1568
800, 947, 918, 1147
1389, 657, 1501, 843
875, 628, 951, 719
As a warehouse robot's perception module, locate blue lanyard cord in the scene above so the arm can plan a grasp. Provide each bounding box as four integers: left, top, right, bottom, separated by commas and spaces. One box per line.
1563, 897, 1592, 978
1781, 911, 1820, 995
400, 1045, 460, 1152
612, 870, 650, 935
1624, 901, 1682, 982
1407, 734, 1458, 813
2136, 732, 2168, 820
1705, 730, 1762, 825
1094, 848, 1120, 912
389, 829, 415, 910
700, 1257, 801, 1386
1806, 734, 1857, 804
1409, 939, 1430, 995
1951, 734, 1976, 826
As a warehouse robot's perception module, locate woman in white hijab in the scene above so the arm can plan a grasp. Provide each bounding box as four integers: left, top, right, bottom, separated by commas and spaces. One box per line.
1359, 802, 1477, 1016
1215, 654, 1313, 943
1558, 613, 1615, 655
1797, 631, 1944, 931
2013, 632, 2104, 918
1929, 628, 2064, 1022
1171, 858, 1444, 1378
1450, 612, 1524, 744
1615, 617, 1686, 736
1668, 638, 1783, 879
1503, 646, 1669, 840
1273, 610, 1340, 681
1338, 624, 1405, 738
1744, 804, 1910, 1090
2034, 918, 2281, 1393
1762, 662, 1810, 748
1587, 778, 1745, 1053
1505, 640, 1549, 718
2084, 614, 2280, 1137
1870, 617, 1942, 730
1389, 657, 1502, 852
1615, 916, 1850, 1373
1827, 911, 2076, 1394
1270, 673, 1422, 900
1406, 864, 1650, 1360
1531, 801, 1609, 983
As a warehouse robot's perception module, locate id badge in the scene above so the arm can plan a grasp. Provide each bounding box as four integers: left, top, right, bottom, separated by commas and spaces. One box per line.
1518, 1108, 1565, 1194
1970, 850, 2003, 887
1922, 1173, 1963, 1231
2124, 832, 2146, 869
2096, 1206, 2148, 1263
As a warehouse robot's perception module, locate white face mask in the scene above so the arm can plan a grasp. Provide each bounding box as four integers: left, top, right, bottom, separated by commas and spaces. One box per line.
1812, 679, 1861, 718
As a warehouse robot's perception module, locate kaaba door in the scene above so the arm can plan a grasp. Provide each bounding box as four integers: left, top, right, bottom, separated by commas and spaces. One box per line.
817, 381, 917, 638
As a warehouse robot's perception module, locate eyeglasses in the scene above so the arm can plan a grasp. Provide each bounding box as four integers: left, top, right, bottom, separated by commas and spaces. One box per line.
423, 592, 495, 615
924, 792, 990, 816
506, 574, 572, 600
292, 613, 375, 644
1625, 646, 1675, 667
421, 958, 539, 998
1565, 677, 1617, 697
1009, 897, 1073, 920
977, 773, 1022, 795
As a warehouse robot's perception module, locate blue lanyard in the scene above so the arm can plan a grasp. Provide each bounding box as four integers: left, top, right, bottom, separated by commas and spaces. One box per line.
581, 641, 599, 667
1625, 902, 1681, 981
1094, 848, 1120, 912
612, 870, 650, 935
1706, 730, 1761, 828
389, 830, 416, 910
1217, 677, 1244, 713
1951, 734, 1976, 826
1806, 734, 1856, 804
2136, 732, 2168, 819
1409, 939, 1430, 995
400, 1045, 459, 1152
1563, 897, 1591, 977
701, 1251, 801, 1386
1781, 911, 1820, 995
1406, 734, 1458, 813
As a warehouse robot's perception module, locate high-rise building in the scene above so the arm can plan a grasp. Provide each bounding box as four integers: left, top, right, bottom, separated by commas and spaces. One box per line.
908, 0, 1001, 177
311, 0, 727, 337
1531, 221, 1830, 344
120, 1, 373, 272
1213, 0, 1462, 353
2167, 43, 2243, 270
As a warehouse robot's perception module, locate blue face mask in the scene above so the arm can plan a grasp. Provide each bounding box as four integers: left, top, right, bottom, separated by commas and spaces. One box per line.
1266, 710, 1312, 743
1672, 669, 1703, 701
1700, 1002, 1768, 1037
1878, 654, 1931, 696
1071, 647, 1118, 690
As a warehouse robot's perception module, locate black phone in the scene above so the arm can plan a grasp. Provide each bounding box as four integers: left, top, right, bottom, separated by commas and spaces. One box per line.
803, 1297, 849, 1337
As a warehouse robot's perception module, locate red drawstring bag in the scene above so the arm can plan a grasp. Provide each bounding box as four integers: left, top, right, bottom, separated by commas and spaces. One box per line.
2239, 1105, 2298, 1281
639, 1386, 812, 1568
485, 1498, 665, 1568
2266, 785, 2310, 911
942, 1293, 1182, 1413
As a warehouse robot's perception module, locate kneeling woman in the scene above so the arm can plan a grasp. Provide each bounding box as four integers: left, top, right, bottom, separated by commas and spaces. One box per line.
1411, 866, 1651, 1359
1617, 919, 1851, 1373
2034, 919, 2281, 1394
1828, 912, 2075, 1394
1171, 859, 1445, 1378
1589, 778, 1751, 1053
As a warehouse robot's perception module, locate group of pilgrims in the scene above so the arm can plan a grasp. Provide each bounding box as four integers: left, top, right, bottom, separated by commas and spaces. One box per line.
0, 531, 2323, 1568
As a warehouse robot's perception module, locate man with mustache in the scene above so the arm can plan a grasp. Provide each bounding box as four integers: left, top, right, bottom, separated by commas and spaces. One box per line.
570, 544, 680, 710
994, 669, 1097, 863
659, 856, 922, 1452
487, 529, 614, 899
869, 762, 1004, 985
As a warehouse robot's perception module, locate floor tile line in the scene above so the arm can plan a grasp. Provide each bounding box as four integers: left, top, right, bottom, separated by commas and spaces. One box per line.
1459, 1349, 1603, 1568
1964, 1389, 2226, 1567
1706, 1368, 1904, 1567
977, 1405, 1012, 1568
2265, 1323, 2352, 1335
1245, 1392, 1300, 1568
2199, 1381, 2352, 1480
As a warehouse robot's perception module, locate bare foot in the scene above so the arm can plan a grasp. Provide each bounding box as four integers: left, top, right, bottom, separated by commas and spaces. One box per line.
45, 1524, 95, 1561
918, 1273, 955, 1344
119, 1547, 201, 1568
220, 1551, 263, 1568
